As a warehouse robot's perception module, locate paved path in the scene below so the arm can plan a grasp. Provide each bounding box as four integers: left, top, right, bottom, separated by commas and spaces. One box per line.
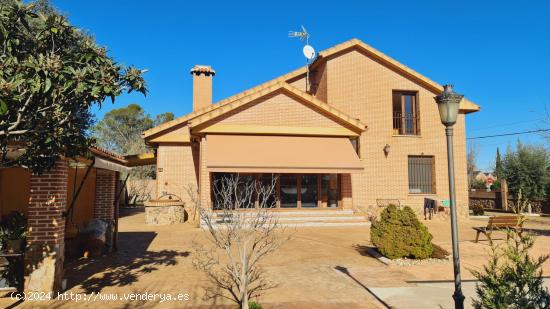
370, 279, 550, 309
1, 209, 548, 308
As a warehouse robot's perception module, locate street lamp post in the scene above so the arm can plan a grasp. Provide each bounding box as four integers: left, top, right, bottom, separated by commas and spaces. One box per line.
435, 84, 465, 309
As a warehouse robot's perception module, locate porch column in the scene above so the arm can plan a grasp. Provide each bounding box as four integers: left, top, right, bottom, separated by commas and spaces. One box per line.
26, 159, 68, 293
94, 169, 116, 221
94, 169, 117, 251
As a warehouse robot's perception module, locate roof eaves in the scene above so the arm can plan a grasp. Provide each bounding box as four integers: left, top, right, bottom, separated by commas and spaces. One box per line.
142, 67, 309, 139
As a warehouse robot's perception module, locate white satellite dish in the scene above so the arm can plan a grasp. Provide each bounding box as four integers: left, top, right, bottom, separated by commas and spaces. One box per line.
303, 44, 315, 60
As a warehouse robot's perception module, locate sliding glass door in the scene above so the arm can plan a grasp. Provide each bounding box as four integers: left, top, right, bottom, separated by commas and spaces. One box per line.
280, 174, 298, 208
211, 173, 340, 209
300, 175, 318, 208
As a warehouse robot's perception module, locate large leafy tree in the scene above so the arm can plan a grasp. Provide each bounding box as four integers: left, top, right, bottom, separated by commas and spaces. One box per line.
502, 141, 550, 200
0, 0, 147, 173
93, 104, 173, 204
93, 103, 173, 155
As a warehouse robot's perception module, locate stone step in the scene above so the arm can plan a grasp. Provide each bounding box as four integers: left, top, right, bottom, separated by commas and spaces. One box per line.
207, 216, 366, 223
200, 221, 371, 228
212, 209, 355, 217
202, 210, 370, 228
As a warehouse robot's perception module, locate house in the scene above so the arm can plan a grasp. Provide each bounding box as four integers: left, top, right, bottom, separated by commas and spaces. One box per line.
473, 171, 496, 183
142, 39, 480, 217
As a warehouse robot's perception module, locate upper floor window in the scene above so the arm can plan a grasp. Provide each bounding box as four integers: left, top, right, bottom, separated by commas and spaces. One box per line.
393, 91, 420, 135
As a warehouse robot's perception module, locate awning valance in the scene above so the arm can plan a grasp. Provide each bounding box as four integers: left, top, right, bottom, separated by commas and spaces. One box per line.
206, 135, 363, 174
93, 157, 131, 173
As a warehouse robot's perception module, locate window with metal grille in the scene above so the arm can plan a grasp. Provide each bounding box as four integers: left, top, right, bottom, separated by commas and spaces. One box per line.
408, 156, 435, 194
393, 91, 420, 135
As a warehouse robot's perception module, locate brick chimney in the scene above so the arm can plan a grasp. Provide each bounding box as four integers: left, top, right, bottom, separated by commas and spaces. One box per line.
190, 65, 215, 111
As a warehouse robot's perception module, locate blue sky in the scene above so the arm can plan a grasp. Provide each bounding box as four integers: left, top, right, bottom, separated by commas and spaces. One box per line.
52, 0, 550, 170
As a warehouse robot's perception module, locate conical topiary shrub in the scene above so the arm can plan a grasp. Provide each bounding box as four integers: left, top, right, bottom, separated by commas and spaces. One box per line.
370, 204, 433, 259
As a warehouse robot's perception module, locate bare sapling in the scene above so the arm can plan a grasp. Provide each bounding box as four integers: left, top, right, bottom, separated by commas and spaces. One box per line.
189, 174, 289, 308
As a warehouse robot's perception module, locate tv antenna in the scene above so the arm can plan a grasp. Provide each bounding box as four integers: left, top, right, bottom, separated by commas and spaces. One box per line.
288, 25, 316, 92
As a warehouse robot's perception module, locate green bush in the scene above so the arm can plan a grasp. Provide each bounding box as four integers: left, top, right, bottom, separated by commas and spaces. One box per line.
471, 204, 485, 216
249, 301, 262, 309
370, 205, 433, 259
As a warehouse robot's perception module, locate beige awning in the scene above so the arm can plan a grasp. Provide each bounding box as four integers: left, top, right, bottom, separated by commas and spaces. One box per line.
93, 157, 131, 173
206, 135, 363, 173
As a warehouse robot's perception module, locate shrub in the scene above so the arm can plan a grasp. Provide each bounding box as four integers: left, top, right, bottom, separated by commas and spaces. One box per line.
249, 302, 262, 309
471, 204, 485, 216
471, 230, 550, 308
370, 205, 433, 259
431, 244, 450, 259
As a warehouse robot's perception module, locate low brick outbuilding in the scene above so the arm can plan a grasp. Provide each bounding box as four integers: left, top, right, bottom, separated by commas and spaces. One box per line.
0, 147, 147, 293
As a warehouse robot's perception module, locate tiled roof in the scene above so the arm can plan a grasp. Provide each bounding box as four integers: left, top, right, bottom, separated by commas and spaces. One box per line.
188, 82, 367, 132
142, 38, 480, 139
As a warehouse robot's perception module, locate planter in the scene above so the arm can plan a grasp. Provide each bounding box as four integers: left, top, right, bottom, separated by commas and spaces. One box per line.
5, 239, 25, 253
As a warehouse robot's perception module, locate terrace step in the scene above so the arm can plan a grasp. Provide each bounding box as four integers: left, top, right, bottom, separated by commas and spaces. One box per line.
201, 209, 370, 228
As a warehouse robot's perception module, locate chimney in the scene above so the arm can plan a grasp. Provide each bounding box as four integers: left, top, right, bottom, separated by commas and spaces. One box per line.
190, 65, 215, 111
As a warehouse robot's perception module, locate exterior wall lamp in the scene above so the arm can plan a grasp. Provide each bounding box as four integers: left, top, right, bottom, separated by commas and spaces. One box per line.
383, 144, 390, 157
434, 84, 465, 309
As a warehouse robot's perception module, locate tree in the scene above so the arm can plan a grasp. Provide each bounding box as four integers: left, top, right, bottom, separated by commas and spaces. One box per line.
189, 175, 289, 309
93, 104, 152, 155
93, 104, 173, 154
93, 104, 173, 204
0, 0, 147, 173
467, 142, 479, 189
495, 147, 504, 181
471, 229, 550, 308
153, 112, 174, 127
501, 141, 550, 200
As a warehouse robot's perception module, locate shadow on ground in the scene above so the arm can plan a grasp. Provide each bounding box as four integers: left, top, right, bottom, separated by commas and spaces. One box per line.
118, 207, 145, 218
64, 231, 190, 293
352, 244, 373, 257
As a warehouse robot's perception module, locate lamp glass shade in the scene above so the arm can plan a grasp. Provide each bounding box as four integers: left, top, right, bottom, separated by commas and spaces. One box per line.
437, 100, 460, 126
434, 85, 463, 127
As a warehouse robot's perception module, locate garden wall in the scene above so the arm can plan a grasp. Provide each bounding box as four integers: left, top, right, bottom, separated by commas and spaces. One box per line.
469, 190, 550, 214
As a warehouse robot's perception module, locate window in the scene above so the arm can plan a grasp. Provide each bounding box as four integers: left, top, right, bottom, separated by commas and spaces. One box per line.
393, 91, 420, 135
408, 156, 435, 194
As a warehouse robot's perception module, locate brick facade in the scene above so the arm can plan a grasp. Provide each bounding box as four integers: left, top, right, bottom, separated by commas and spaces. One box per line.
25, 159, 68, 293
94, 169, 116, 221
151, 42, 473, 216
321, 49, 469, 214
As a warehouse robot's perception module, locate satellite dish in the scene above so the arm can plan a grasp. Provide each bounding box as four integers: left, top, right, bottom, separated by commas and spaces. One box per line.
303, 44, 315, 60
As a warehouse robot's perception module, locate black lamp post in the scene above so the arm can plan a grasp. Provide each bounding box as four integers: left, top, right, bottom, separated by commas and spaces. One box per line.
435, 84, 465, 309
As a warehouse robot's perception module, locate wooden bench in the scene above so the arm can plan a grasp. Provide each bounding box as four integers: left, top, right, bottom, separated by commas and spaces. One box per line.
473, 216, 523, 243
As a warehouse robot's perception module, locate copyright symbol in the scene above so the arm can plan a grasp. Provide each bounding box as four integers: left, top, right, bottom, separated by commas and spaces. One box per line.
10, 292, 23, 300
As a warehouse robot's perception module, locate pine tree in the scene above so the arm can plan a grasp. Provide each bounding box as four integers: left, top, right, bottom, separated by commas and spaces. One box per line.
471, 229, 550, 308
495, 147, 504, 181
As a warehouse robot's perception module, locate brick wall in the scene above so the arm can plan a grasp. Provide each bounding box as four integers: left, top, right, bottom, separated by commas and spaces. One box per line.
27, 160, 67, 246
94, 169, 116, 221
156, 143, 199, 204
320, 49, 469, 214
26, 159, 68, 293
